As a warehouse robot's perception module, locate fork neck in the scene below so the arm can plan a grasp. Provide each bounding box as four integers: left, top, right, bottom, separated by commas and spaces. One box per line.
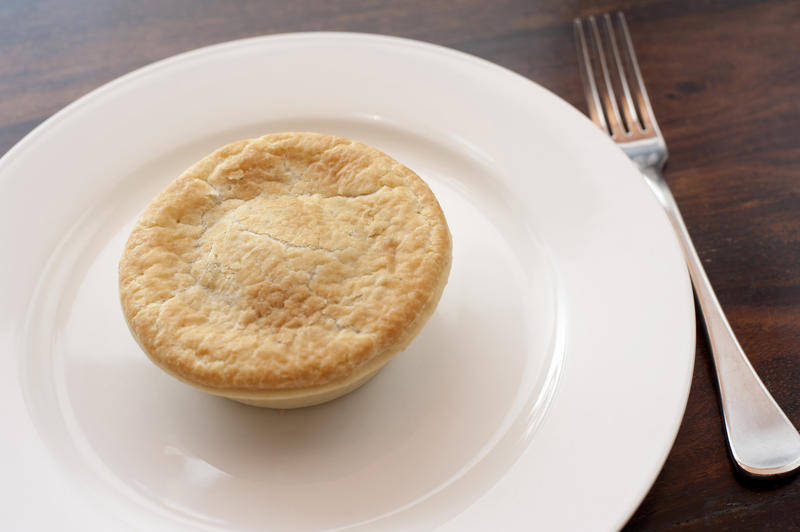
638, 164, 672, 208
625, 140, 668, 173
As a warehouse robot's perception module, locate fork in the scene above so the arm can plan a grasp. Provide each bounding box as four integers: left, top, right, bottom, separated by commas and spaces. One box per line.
574, 12, 800, 478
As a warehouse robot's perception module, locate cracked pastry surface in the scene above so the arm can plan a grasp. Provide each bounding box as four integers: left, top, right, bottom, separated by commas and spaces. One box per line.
119, 132, 451, 400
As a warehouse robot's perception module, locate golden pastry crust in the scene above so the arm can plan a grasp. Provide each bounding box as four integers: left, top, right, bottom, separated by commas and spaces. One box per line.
119, 132, 451, 405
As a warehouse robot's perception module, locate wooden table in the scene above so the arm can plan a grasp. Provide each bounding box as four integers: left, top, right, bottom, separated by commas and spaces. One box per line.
2, 1, 798, 529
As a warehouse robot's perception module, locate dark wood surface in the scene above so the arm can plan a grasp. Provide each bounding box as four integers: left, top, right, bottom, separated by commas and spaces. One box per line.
2, 0, 798, 530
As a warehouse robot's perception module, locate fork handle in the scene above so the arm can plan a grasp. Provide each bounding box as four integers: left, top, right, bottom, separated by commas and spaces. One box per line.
642, 166, 800, 477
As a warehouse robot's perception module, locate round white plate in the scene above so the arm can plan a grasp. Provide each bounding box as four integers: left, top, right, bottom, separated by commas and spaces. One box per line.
0, 33, 694, 531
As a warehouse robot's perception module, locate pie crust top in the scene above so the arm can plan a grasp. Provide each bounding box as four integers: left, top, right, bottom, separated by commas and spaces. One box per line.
119, 132, 452, 392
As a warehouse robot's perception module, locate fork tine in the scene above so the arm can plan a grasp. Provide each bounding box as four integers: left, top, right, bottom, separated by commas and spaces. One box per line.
603, 13, 641, 133
573, 18, 608, 133
616, 12, 660, 133
587, 16, 626, 139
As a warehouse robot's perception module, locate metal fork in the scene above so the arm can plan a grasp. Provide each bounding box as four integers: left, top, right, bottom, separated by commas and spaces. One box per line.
574, 12, 800, 477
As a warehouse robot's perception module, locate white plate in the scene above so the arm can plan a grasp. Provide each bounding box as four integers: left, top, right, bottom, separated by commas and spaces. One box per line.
0, 33, 694, 531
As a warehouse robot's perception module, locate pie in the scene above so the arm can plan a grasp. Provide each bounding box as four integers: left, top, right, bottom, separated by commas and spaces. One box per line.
119, 132, 452, 408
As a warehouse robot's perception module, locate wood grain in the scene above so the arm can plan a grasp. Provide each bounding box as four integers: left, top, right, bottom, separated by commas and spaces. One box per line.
2, 0, 798, 529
